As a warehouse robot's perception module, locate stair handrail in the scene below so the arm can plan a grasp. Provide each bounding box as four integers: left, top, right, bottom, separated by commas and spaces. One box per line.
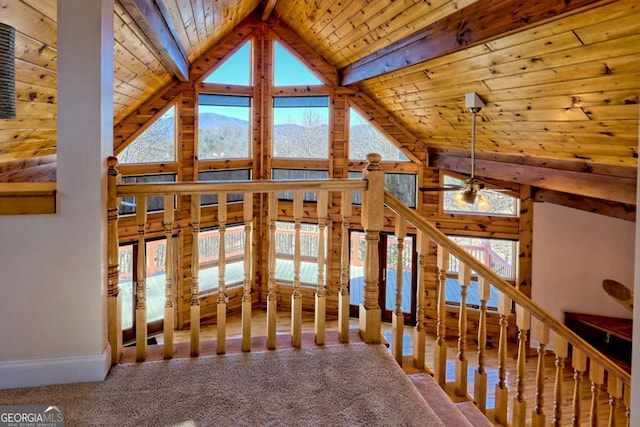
115, 178, 367, 197
384, 190, 631, 386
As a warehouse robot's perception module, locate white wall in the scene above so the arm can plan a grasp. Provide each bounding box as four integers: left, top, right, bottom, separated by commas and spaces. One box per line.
630, 103, 640, 427
532, 202, 634, 321
0, 0, 113, 388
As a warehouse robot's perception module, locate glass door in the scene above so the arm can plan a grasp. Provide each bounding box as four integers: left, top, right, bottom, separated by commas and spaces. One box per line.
119, 237, 176, 344
349, 231, 417, 324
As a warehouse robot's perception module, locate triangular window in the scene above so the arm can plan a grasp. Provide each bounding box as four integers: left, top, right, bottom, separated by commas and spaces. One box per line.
117, 105, 176, 164
274, 41, 322, 86
203, 40, 251, 86
349, 108, 408, 161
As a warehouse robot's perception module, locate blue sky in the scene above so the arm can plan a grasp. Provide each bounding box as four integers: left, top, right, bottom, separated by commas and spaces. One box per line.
202, 41, 329, 124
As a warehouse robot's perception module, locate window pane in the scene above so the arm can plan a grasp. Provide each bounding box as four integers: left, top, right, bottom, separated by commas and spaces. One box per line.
146, 239, 169, 323
117, 106, 175, 164
119, 174, 176, 216
384, 173, 416, 208
273, 96, 329, 159
119, 244, 134, 330
203, 40, 251, 86
349, 108, 407, 161
198, 226, 246, 294
199, 169, 251, 206
275, 222, 321, 286
198, 95, 251, 159
272, 169, 328, 202
385, 235, 414, 314
349, 231, 366, 307
349, 171, 417, 208
447, 236, 516, 280
443, 175, 518, 216
274, 41, 322, 86
445, 236, 517, 308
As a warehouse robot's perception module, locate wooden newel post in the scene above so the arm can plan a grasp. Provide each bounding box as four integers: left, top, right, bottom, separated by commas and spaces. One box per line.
107, 157, 122, 364
360, 152, 383, 344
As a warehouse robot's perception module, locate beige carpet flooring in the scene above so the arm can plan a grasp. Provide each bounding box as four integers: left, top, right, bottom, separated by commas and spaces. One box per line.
0, 342, 444, 426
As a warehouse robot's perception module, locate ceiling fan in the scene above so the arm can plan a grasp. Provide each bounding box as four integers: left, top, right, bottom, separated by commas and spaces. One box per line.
421, 92, 494, 210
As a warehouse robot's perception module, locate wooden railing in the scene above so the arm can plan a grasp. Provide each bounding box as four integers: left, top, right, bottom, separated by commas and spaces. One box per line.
107, 153, 384, 363
384, 191, 632, 427
107, 153, 631, 426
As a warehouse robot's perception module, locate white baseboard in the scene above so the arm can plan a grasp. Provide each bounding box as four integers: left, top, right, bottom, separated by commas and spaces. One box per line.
0, 345, 111, 390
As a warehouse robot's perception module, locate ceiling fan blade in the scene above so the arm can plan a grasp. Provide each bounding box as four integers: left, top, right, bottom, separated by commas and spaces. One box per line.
419, 184, 463, 192
603, 279, 633, 312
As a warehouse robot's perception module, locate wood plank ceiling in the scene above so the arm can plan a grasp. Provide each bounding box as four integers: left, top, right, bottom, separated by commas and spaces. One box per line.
0, 0, 638, 208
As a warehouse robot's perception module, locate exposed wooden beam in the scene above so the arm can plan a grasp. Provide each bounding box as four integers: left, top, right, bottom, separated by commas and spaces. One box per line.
430, 148, 638, 179
261, 0, 278, 21
340, 0, 614, 85
120, 0, 189, 82
532, 188, 636, 222
431, 154, 637, 205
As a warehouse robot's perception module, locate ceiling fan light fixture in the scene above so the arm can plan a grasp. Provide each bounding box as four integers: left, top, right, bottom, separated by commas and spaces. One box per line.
453, 187, 477, 208
476, 192, 490, 211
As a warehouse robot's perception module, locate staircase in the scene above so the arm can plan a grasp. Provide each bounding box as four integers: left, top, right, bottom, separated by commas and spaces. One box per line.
410, 373, 493, 427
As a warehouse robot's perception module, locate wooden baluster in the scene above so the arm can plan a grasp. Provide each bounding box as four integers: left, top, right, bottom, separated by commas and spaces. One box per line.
512, 304, 530, 427
532, 321, 549, 426
474, 276, 490, 414
553, 335, 568, 426
413, 231, 427, 369
135, 195, 147, 362
590, 360, 605, 427
391, 214, 407, 365
291, 190, 303, 348
572, 348, 587, 426
607, 375, 623, 427
494, 291, 511, 425
338, 190, 352, 343
434, 245, 449, 387
190, 194, 201, 356
216, 193, 228, 354
241, 193, 253, 352
162, 195, 174, 359
359, 153, 383, 344
623, 384, 630, 427
266, 192, 278, 350
455, 261, 471, 397
315, 191, 328, 345
107, 157, 122, 364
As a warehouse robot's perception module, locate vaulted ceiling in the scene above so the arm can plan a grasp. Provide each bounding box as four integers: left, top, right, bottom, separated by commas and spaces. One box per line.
0, 0, 638, 212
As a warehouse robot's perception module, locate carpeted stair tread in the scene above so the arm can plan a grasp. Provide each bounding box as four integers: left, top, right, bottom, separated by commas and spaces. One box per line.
408, 374, 474, 427
456, 401, 494, 427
